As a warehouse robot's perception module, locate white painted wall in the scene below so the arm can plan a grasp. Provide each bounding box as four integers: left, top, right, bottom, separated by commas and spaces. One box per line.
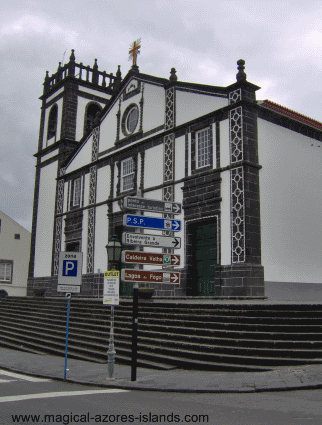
220, 170, 231, 265
0, 211, 31, 296
83, 174, 90, 209
175, 135, 185, 180
220, 119, 230, 168
144, 145, 163, 189
41, 148, 58, 163
142, 83, 165, 131
65, 135, 93, 174
258, 118, 322, 283
34, 161, 58, 277
176, 90, 228, 127
99, 101, 119, 153
94, 205, 109, 272
96, 166, 110, 203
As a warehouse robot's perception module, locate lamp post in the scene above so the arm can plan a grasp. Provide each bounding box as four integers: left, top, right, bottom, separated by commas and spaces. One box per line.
105, 235, 122, 379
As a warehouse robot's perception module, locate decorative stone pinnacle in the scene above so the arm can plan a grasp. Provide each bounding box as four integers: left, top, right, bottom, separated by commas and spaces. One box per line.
170, 67, 177, 81
236, 59, 246, 81
116, 65, 121, 78
69, 49, 75, 62
93, 59, 98, 70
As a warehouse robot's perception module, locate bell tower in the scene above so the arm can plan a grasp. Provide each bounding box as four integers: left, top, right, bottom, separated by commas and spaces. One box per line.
28, 50, 122, 293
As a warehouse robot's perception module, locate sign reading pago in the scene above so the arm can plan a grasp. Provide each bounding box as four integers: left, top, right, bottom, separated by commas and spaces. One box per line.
58, 252, 83, 293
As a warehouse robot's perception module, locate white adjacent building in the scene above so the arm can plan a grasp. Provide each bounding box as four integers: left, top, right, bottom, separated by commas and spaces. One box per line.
0, 210, 31, 296
27, 50, 322, 298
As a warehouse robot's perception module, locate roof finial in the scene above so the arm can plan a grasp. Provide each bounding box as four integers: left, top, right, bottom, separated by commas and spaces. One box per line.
69, 49, 75, 62
236, 59, 246, 81
169, 67, 177, 82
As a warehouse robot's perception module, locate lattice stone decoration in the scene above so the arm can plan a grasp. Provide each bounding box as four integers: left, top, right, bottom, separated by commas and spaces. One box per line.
53, 217, 63, 275
231, 167, 245, 263
53, 177, 65, 275
91, 126, 100, 162
88, 165, 97, 205
56, 179, 64, 215
164, 133, 174, 182
165, 87, 175, 130
229, 88, 241, 104
230, 107, 243, 163
87, 207, 95, 273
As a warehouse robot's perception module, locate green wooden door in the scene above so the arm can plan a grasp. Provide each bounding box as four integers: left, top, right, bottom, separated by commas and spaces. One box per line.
192, 221, 217, 296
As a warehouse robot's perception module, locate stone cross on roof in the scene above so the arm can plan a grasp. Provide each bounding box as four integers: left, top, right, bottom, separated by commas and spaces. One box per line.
128, 39, 141, 66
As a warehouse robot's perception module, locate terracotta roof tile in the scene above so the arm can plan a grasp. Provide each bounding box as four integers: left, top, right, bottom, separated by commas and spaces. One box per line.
258, 100, 322, 131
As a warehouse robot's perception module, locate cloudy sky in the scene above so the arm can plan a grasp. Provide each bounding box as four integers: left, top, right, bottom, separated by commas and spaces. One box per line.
1, 0, 322, 232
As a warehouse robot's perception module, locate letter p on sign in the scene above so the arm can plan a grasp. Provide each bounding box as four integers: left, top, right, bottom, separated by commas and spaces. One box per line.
63, 260, 78, 276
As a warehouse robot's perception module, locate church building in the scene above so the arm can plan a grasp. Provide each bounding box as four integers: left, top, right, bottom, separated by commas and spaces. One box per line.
27, 47, 322, 298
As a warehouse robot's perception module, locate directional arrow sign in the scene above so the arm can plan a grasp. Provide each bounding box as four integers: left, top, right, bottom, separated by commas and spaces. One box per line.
121, 269, 180, 284
124, 214, 181, 232
122, 250, 180, 266
124, 197, 182, 214
122, 232, 181, 249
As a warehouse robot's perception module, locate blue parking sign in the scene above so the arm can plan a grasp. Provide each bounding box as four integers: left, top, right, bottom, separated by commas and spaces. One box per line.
62, 260, 78, 276
58, 252, 83, 292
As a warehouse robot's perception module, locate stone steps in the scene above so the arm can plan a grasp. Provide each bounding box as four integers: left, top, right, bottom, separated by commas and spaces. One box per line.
1, 297, 322, 371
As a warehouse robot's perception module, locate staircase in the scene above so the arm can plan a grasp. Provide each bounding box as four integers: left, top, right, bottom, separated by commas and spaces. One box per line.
1, 297, 322, 372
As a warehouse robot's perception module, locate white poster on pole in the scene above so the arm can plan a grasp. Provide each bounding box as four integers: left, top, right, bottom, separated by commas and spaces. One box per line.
103, 271, 120, 305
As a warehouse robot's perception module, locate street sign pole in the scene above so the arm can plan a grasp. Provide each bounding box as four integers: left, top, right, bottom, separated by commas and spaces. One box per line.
131, 283, 138, 382
64, 295, 71, 380
107, 304, 115, 379
130, 191, 143, 382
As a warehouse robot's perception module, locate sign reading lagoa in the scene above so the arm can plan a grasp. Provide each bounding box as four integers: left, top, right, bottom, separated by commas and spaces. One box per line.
58, 252, 83, 293
123, 214, 181, 232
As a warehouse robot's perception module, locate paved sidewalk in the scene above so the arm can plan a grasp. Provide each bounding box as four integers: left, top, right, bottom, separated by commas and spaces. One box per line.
1, 348, 322, 393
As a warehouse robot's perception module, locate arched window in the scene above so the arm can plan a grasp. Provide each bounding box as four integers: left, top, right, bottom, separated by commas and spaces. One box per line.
47, 104, 58, 142
84, 103, 102, 134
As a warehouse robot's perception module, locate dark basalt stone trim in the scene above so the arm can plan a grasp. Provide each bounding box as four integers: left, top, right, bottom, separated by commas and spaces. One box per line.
44, 91, 64, 109
28, 159, 41, 279
34, 139, 79, 158
77, 89, 111, 104
39, 76, 114, 101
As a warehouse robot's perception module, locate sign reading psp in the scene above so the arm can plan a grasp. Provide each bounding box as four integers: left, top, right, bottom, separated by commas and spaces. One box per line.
58, 252, 83, 292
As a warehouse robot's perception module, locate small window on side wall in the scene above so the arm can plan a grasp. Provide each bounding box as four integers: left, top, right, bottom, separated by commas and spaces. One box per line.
72, 178, 81, 207
196, 128, 212, 169
47, 104, 58, 143
121, 158, 135, 192
0, 262, 12, 284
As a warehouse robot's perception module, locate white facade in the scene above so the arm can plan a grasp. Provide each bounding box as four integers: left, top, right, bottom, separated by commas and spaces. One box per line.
29, 54, 322, 298
0, 210, 31, 296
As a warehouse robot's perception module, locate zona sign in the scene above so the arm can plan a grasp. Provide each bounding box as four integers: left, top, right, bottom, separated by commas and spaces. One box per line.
122, 250, 180, 266
121, 269, 180, 284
